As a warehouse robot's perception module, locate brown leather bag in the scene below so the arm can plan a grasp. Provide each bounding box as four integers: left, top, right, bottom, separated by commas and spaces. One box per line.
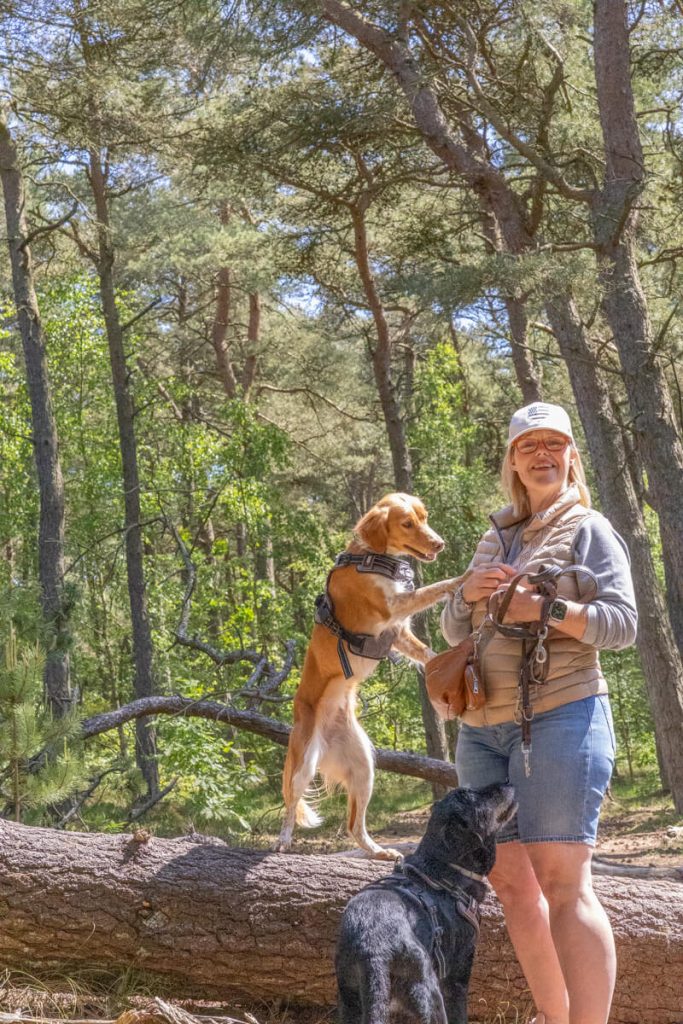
425, 633, 486, 721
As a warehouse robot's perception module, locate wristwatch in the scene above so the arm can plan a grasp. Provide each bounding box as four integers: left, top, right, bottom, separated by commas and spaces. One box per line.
549, 598, 568, 622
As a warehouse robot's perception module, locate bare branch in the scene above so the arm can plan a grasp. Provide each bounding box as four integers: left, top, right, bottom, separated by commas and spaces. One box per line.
21, 200, 79, 248
257, 383, 373, 423
450, 12, 592, 203
124, 777, 178, 825
167, 520, 297, 695
80, 695, 460, 788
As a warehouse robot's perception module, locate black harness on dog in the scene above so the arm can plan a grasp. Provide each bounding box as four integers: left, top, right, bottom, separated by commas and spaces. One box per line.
364, 860, 482, 980
314, 552, 415, 679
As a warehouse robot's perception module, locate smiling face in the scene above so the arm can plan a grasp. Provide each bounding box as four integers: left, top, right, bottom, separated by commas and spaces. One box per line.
509, 430, 574, 511
354, 493, 445, 561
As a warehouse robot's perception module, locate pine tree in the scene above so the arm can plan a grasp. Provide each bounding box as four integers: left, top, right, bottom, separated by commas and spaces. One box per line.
0, 629, 83, 822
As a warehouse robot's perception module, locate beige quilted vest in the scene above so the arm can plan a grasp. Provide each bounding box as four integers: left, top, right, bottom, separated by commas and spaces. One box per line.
462, 486, 607, 727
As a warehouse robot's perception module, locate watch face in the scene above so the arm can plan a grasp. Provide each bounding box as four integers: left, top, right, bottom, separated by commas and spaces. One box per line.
550, 599, 568, 621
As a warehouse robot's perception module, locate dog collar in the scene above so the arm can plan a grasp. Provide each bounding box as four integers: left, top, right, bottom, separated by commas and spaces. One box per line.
448, 861, 486, 882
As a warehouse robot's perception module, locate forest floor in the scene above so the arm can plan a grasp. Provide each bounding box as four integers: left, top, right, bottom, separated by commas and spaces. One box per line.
258, 773, 683, 870
368, 789, 683, 869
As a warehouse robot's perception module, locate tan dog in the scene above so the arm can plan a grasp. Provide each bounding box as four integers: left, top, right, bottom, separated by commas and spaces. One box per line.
277, 493, 461, 859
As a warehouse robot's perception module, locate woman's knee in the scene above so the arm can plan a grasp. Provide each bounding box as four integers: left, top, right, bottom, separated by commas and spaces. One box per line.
528, 845, 594, 909
489, 848, 543, 910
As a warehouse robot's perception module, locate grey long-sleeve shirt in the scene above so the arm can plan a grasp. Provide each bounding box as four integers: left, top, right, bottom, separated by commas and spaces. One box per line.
441, 514, 638, 651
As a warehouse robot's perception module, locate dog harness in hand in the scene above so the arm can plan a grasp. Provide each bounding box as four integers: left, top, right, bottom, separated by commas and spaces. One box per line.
364, 862, 481, 980
487, 562, 599, 778
314, 552, 415, 679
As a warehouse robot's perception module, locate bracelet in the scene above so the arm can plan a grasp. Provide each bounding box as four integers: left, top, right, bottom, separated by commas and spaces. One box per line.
455, 584, 475, 612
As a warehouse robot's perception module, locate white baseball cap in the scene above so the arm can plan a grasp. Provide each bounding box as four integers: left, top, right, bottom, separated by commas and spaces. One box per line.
508, 403, 574, 447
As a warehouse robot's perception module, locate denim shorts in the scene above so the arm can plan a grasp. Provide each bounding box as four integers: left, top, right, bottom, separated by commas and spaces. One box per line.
455, 695, 616, 846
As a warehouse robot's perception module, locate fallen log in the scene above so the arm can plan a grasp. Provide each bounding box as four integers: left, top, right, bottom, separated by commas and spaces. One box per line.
0, 821, 680, 1023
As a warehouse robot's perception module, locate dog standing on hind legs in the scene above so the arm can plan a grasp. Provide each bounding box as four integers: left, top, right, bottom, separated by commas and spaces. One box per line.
277, 493, 464, 859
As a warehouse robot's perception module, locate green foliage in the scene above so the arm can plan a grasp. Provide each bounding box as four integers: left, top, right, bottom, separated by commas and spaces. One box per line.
409, 342, 493, 582
162, 717, 263, 827
0, 628, 84, 822
602, 648, 657, 781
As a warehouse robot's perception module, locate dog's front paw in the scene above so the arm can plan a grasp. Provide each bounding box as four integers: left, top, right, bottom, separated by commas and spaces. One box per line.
273, 839, 291, 853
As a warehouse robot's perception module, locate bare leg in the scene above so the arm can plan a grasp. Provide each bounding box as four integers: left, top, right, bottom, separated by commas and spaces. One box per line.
527, 844, 616, 1024
488, 843, 569, 1024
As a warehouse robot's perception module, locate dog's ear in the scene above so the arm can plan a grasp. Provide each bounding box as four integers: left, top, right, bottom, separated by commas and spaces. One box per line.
439, 802, 486, 847
441, 811, 471, 844
355, 505, 389, 552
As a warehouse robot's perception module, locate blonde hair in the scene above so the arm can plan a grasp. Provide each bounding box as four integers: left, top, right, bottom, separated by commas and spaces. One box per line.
501, 445, 591, 517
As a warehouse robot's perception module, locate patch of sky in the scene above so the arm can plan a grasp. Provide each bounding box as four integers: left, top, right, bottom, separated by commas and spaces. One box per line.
277, 276, 325, 317
451, 297, 511, 356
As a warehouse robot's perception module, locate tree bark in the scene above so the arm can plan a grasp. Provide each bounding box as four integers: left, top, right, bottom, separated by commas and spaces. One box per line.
0, 106, 71, 715
0, 820, 680, 1023
592, 0, 683, 662
242, 292, 260, 397
87, 146, 159, 798
210, 203, 238, 398
503, 295, 542, 404
351, 200, 413, 493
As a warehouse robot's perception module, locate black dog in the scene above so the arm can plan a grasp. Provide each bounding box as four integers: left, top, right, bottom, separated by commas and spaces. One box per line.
335, 783, 517, 1024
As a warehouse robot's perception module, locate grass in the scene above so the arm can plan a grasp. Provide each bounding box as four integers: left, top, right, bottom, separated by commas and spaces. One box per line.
602, 767, 680, 832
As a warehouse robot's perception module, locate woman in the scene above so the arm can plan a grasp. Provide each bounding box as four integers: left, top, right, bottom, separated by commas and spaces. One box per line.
440, 402, 637, 1024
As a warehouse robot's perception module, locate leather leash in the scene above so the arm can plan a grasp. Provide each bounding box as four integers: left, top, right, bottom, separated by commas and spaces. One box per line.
486, 564, 598, 777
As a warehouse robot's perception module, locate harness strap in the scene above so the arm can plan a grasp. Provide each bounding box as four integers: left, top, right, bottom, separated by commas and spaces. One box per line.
314, 550, 415, 677
365, 865, 481, 980
401, 862, 481, 938
334, 551, 416, 591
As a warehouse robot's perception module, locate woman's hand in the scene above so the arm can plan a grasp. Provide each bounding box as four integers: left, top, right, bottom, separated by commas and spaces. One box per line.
461, 562, 517, 604
493, 580, 544, 622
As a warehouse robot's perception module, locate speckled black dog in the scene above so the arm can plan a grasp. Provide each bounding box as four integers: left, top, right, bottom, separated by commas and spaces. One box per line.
335, 783, 517, 1024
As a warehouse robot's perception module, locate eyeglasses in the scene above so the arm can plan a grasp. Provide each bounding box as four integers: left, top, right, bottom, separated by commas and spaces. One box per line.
514, 436, 570, 455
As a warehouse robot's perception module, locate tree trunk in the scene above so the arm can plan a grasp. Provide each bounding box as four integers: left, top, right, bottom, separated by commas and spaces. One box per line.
0, 106, 71, 715
210, 203, 238, 398
88, 147, 159, 798
503, 295, 542, 404
350, 198, 448, 767
0, 820, 680, 1023
242, 291, 260, 397
545, 293, 683, 811
592, 0, 683, 660
351, 200, 413, 493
